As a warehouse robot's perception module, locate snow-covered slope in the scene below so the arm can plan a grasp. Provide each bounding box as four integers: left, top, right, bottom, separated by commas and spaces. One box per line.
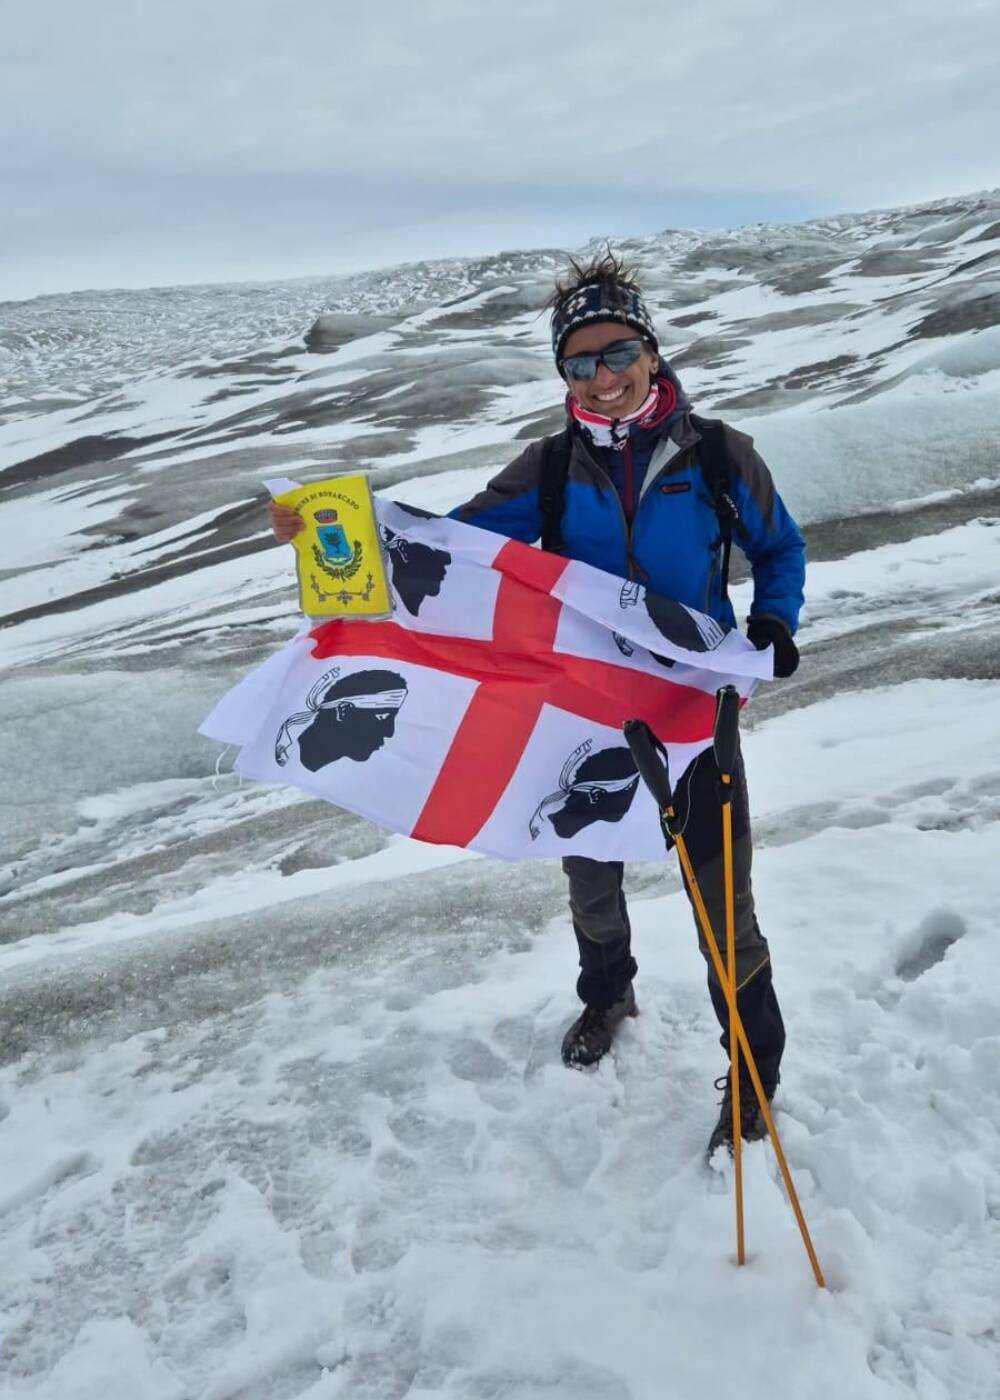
1, 191, 999, 1399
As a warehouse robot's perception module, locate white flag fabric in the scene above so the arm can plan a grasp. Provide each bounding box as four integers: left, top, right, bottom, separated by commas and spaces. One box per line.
201, 499, 772, 861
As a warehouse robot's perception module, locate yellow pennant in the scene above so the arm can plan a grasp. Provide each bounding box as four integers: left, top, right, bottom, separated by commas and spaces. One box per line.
272, 475, 392, 619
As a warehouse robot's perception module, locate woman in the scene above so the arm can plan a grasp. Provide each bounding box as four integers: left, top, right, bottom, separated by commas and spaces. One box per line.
270, 253, 805, 1154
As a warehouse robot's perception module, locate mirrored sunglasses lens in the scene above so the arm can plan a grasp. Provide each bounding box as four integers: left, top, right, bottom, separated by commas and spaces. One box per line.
562, 353, 599, 380
602, 341, 643, 372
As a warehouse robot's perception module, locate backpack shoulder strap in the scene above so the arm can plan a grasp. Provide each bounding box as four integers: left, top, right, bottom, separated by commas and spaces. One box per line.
690, 414, 730, 501
538, 427, 573, 554
689, 413, 744, 604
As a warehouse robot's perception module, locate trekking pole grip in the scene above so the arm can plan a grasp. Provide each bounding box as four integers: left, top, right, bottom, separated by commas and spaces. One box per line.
714, 685, 740, 780
623, 719, 673, 810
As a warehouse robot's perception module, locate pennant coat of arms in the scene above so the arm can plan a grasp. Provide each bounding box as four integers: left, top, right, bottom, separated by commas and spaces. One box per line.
271, 474, 392, 618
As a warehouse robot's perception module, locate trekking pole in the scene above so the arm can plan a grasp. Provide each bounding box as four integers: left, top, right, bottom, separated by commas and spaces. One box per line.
623, 717, 826, 1290
714, 686, 745, 1266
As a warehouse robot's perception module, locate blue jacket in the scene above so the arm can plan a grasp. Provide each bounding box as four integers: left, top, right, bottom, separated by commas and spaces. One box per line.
451, 400, 805, 636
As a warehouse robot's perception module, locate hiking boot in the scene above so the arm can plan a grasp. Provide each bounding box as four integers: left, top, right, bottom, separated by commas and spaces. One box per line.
561, 984, 638, 1068
706, 1072, 773, 1158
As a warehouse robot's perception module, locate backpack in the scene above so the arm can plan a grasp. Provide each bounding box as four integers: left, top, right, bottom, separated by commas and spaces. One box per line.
537, 413, 746, 603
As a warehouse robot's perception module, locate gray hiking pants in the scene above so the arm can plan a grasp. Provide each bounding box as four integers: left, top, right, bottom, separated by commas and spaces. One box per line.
561, 744, 785, 1089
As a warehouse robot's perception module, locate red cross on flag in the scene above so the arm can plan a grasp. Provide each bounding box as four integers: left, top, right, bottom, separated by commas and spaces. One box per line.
201, 499, 772, 861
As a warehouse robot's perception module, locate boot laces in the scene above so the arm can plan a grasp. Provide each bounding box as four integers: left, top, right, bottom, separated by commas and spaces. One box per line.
714, 1072, 763, 1132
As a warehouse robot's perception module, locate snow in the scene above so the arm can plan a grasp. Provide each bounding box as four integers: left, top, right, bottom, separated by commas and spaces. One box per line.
2, 191, 1000, 1399
734, 516, 1000, 647
0, 479, 137, 569
2, 679, 998, 1398
1, 834, 471, 972
743, 369, 1000, 526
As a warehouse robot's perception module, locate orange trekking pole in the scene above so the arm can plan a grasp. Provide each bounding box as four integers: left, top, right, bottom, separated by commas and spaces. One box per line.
623, 712, 825, 1289
714, 686, 745, 1265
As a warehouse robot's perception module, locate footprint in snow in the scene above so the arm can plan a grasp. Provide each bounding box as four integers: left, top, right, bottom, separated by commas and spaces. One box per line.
894, 909, 966, 983
0, 1151, 101, 1219
446, 1037, 508, 1084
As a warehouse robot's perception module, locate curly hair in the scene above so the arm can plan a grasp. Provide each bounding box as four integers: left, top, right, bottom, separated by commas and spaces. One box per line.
545, 247, 643, 316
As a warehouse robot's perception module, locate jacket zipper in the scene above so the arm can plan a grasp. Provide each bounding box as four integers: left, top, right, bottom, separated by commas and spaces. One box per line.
574, 437, 640, 577
575, 428, 703, 584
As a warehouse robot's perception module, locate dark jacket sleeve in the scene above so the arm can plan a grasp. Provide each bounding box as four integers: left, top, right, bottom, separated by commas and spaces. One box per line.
448, 440, 545, 543
722, 426, 806, 636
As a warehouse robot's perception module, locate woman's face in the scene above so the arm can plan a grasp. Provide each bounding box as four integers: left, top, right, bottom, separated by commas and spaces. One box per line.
561, 319, 658, 418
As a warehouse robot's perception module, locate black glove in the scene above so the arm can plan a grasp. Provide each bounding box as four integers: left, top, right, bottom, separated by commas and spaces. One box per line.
747, 616, 799, 678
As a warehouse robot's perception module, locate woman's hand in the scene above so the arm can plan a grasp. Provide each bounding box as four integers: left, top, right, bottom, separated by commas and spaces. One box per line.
267, 501, 304, 544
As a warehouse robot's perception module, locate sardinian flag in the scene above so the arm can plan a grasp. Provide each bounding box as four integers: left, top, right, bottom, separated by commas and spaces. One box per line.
201, 498, 772, 861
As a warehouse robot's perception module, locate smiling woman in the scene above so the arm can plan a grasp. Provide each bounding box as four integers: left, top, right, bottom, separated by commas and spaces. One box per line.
444, 249, 806, 1155
263, 243, 801, 1148
266, 247, 807, 1155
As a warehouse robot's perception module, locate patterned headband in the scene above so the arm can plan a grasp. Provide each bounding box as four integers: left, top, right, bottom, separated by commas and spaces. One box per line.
551, 282, 659, 363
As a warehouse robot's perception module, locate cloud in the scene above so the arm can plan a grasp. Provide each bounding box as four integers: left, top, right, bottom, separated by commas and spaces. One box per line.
3, 0, 999, 295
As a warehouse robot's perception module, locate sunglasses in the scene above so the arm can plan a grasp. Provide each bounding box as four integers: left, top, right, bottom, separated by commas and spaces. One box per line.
559, 337, 645, 381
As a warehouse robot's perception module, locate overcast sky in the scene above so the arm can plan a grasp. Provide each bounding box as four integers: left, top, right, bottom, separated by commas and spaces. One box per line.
3, 0, 999, 301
